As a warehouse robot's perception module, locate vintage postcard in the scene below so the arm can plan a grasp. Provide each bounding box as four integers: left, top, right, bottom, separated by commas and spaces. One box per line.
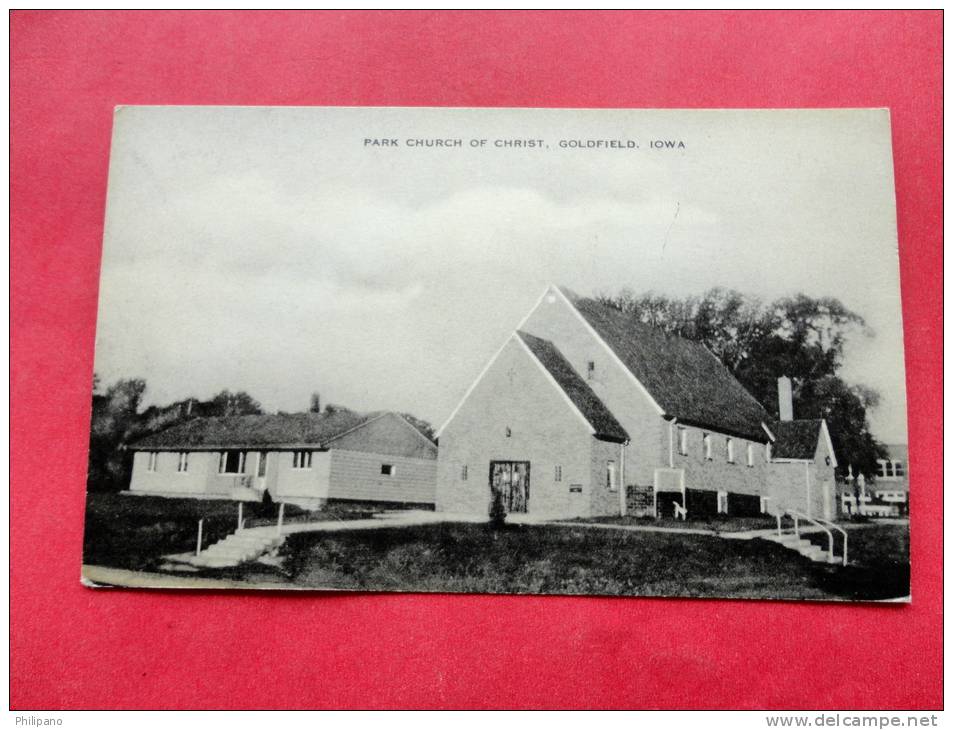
83, 107, 909, 601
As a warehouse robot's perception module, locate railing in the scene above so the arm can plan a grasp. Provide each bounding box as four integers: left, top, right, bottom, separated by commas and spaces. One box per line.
778, 509, 848, 566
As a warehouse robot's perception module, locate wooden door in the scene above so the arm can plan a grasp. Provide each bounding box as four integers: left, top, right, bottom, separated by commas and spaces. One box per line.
489, 461, 531, 513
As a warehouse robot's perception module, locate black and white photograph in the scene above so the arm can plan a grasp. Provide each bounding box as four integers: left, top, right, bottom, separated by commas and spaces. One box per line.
82, 106, 910, 602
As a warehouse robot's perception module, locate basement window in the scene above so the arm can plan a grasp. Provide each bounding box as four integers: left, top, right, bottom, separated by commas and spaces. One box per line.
177, 452, 189, 473
703, 434, 713, 461
606, 460, 617, 492
292, 451, 313, 470
717, 491, 729, 514
219, 451, 247, 474
147, 452, 158, 472
381, 464, 395, 476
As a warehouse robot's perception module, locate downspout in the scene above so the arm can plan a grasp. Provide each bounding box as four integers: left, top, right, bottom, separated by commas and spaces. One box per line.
619, 439, 629, 517
668, 418, 676, 468
805, 462, 812, 517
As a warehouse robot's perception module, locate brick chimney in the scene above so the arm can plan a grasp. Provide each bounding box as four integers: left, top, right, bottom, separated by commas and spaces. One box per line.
777, 376, 793, 422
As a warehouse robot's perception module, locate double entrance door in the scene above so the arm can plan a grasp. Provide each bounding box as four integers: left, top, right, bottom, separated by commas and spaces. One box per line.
489, 461, 530, 513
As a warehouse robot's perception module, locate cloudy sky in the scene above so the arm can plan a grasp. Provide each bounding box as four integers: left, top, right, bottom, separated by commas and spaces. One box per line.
96, 107, 907, 442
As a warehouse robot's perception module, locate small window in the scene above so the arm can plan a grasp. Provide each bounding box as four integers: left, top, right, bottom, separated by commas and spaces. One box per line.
381, 464, 395, 476
677, 427, 688, 456
292, 451, 313, 470
746, 444, 754, 468
876, 460, 888, 478
555, 465, 562, 482
219, 451, 246, 474
147, 452, 158, 472
703, 434, 712, 461
717, 491, 728, 514
726, 438, 735, 464
177, 452, 189, 473
893, 461, 905, 477
587, 360, 595, 379
505, 426, 512, 438
606, 460, 617, 491
257, 452, 268, 478
884, 461, 894, 477
461, 464, 468, 481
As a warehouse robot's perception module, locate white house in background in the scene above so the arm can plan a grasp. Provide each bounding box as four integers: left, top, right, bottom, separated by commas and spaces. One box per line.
127, 411, 437, 509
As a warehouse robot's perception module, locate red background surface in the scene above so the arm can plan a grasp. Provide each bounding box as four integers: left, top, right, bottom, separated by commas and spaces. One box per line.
11, 11, 942, 709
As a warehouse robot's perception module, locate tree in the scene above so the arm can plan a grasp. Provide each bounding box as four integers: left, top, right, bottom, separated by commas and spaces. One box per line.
207, 390, 263, 417
596, 287, 887, 477
400, 413, 436, 441
309, 392, 321, 413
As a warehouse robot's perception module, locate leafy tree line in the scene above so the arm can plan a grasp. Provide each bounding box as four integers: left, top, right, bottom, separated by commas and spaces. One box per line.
87, 378, 434, 492
594, 288, 889, 477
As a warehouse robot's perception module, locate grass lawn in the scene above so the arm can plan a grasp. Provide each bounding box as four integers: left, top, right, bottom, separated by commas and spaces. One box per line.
801, 523, 909, 601
82, 492, 374, 571
224, 521, 910, 601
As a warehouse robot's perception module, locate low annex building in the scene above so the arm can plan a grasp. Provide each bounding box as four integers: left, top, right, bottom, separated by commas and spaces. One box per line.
436, 285, 837, 520
127, 411, 438, 509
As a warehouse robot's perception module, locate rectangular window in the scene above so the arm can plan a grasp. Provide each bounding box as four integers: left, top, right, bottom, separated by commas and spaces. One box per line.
292, 451, 313, 470
759, 496, 770, 514
381, 464, 395, 476
677, 427, 688, 456
726, 438, 735, 464
257, 452, 268, 478
747, 443, 754, 468
876, 460, 887, 478
703, 434, 712, 461
586, 361, 595, 380
606, 460, 617, 491
219, 451, 246, 474
555, 465, 562, 482
147, 452, 158, 472
884, 461, 894, 477
461, 464, 468, 481
893, 461, 905, 477
717, 491, 728, 514
177, 452, 189, 473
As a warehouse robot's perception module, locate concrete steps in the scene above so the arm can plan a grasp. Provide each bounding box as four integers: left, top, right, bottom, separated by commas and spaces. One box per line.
179, 529, 285, 569
764, 533, 841, 564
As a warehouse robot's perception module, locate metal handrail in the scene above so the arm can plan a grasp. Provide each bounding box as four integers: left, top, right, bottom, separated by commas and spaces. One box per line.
807, 512, 848, 566
785, 509, 848, 566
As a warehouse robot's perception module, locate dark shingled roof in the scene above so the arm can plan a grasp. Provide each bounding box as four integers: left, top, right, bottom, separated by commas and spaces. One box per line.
771, 419, 824, 460
517, 331, 629, 443
560, 287, 771, 442
130, 410, 376, 450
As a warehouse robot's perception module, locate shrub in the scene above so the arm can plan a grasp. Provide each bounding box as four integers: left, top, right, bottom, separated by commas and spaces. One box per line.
489, 490, 506, 529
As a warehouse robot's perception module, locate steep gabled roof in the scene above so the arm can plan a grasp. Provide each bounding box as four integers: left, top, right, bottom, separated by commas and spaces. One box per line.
130, 410, 377, 450
516, 331, 629, 443
558, 287, 771, 442
771, 419, 825, 460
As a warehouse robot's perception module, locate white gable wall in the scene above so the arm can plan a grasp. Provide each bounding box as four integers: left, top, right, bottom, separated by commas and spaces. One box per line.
519, 287, 666, 489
